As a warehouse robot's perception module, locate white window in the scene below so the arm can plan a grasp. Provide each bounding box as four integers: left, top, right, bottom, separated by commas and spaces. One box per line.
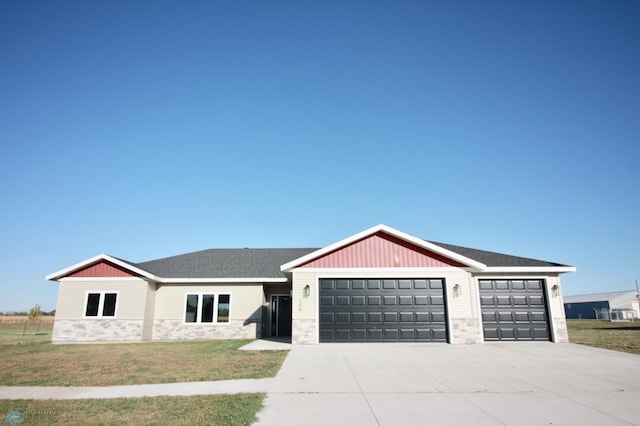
184, 293, 231, 323
84, 292, 118, 317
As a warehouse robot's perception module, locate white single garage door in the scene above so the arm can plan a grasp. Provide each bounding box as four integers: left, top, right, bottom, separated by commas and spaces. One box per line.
319, 278, 448, 342
479, 279, 550, 341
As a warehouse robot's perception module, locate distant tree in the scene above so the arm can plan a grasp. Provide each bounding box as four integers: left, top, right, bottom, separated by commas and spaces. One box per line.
24, 304, 43, 335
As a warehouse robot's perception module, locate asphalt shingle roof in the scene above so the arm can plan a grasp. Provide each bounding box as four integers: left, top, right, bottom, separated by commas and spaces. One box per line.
128, 240, 568, 280
134, 248, 318, 279
428, 241, 569, 268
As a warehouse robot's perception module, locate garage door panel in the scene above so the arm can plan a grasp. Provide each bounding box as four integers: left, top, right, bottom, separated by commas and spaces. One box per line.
415, 312, 430, 322
414, 280, 428, 289
529, 296, 544, 305
336, 296, 350, 306
514, 312, 529, 322
429, 280, 443, 289
353, 312, 366, 323
414, 295, 429, 305
398, 296, 412, 305
384, 329, 399, 340
352, 280, 365, 290
383, 296, 397, 305
352, 329, 366, 340
527, 280, 543, 290
498, 311, 514, 322
352, 296, 366, 305
321, 296, 334, 306
368, 329, 383, 340
384, 312, 398, 323
530, 311, 547, 322
431, 312, 446, 322
533, 328, 549, 339
432, 328, 447, 340
320, 278, 448, 342
383, 280, 396, 289
400, 329, 415, 340
368, 296, 381, 305
399, 312, 414, 322
368, 312, 382, 322
479, 279, 550, 342
320, 312, 334, 323
398, 280, 412, 289
480, 296, 495, 305
336, 312, 350, 323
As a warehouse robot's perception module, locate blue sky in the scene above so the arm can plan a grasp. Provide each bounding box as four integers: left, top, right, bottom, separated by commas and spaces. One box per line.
1, 1, 638, 312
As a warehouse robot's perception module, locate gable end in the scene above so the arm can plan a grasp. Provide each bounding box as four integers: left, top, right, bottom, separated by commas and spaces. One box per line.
299, 231, 466, 268
68, 260, 140, 278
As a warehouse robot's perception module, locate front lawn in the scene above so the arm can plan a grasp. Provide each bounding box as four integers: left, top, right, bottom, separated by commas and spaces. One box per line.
567, 319, 640, 355
0, 394, 263, 426
0, 323, 288, 386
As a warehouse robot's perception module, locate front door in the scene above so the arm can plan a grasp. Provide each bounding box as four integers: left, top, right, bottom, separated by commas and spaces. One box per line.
271, 295, 292, 337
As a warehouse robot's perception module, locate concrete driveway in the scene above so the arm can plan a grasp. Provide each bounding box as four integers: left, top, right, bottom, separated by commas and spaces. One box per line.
255, 343, 640, 425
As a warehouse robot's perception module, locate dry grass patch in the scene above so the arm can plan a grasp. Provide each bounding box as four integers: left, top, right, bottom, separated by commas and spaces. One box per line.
0, 324, 288, 386
567, 319, 640, 355
0, 394, 264, 425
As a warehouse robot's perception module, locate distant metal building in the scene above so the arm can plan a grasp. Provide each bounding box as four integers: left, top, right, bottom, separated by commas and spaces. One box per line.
564, 290, 639, 320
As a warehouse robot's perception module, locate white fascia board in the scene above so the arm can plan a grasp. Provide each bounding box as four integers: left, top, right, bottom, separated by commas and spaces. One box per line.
280, 224, 486, 272
159, 277, 288, 284
479, 266, 576, 274
291, 267, 477, 274
45, 254, 159, 282
59, 277, 150, 283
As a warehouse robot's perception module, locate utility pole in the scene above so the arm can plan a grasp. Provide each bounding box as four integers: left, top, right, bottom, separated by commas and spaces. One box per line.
636, 279, 639, 321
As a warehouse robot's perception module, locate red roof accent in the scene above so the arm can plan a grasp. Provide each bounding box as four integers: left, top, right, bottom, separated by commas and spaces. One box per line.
299, 232, 466, 268
68, 261, 139, 278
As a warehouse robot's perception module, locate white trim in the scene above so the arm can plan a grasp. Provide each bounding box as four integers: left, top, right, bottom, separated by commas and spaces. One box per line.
83, 291, 119, 318
292, 267, 477, 274
48, 255, 287, 284
161, 278, 287, 284
480, 267, 576, 273
280, 224, 486, 272
60, 277, 149, 283
47, 254, 159, 282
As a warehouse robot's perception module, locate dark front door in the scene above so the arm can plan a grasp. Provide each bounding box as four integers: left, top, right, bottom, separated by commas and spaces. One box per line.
271, 295, 292, 337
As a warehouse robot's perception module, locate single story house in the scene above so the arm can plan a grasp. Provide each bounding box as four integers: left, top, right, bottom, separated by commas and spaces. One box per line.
47, 224, 575, 344
564, 290, 639, 320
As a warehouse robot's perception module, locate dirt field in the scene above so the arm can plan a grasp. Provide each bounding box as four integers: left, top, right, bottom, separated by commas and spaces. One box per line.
0, 316, 55, 324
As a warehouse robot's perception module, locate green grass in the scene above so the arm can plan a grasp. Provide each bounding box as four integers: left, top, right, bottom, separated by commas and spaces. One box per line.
567, 319, 640, 355
0, 322, 53, 345
0, 394, 264, 425
0, 323, 288, 386
0, 322, 282, 425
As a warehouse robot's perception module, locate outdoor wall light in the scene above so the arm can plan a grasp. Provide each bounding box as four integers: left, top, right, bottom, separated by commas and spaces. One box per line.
551, 284, 560, 297
303, 284, 311, 298
453, 284, 460, 297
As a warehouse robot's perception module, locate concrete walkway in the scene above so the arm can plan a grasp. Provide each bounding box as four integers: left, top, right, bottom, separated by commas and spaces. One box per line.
0, 378, 273, 400
255, 342, 640, 426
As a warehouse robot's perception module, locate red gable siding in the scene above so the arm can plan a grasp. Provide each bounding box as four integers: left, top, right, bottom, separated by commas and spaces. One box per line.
300, 232, 466, 268
68, 261, 138, 278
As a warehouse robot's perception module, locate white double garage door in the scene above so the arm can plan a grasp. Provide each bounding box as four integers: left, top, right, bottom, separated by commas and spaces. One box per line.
319, 278, 550, 342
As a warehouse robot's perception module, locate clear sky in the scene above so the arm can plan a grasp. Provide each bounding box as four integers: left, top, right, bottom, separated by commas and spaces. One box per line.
1, 1, 638, 312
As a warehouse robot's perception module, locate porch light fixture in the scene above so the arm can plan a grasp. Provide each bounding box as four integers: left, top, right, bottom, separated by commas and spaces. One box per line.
453, 284, 460, 297
303, 284, 310, 298
551, 284, 560, 297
